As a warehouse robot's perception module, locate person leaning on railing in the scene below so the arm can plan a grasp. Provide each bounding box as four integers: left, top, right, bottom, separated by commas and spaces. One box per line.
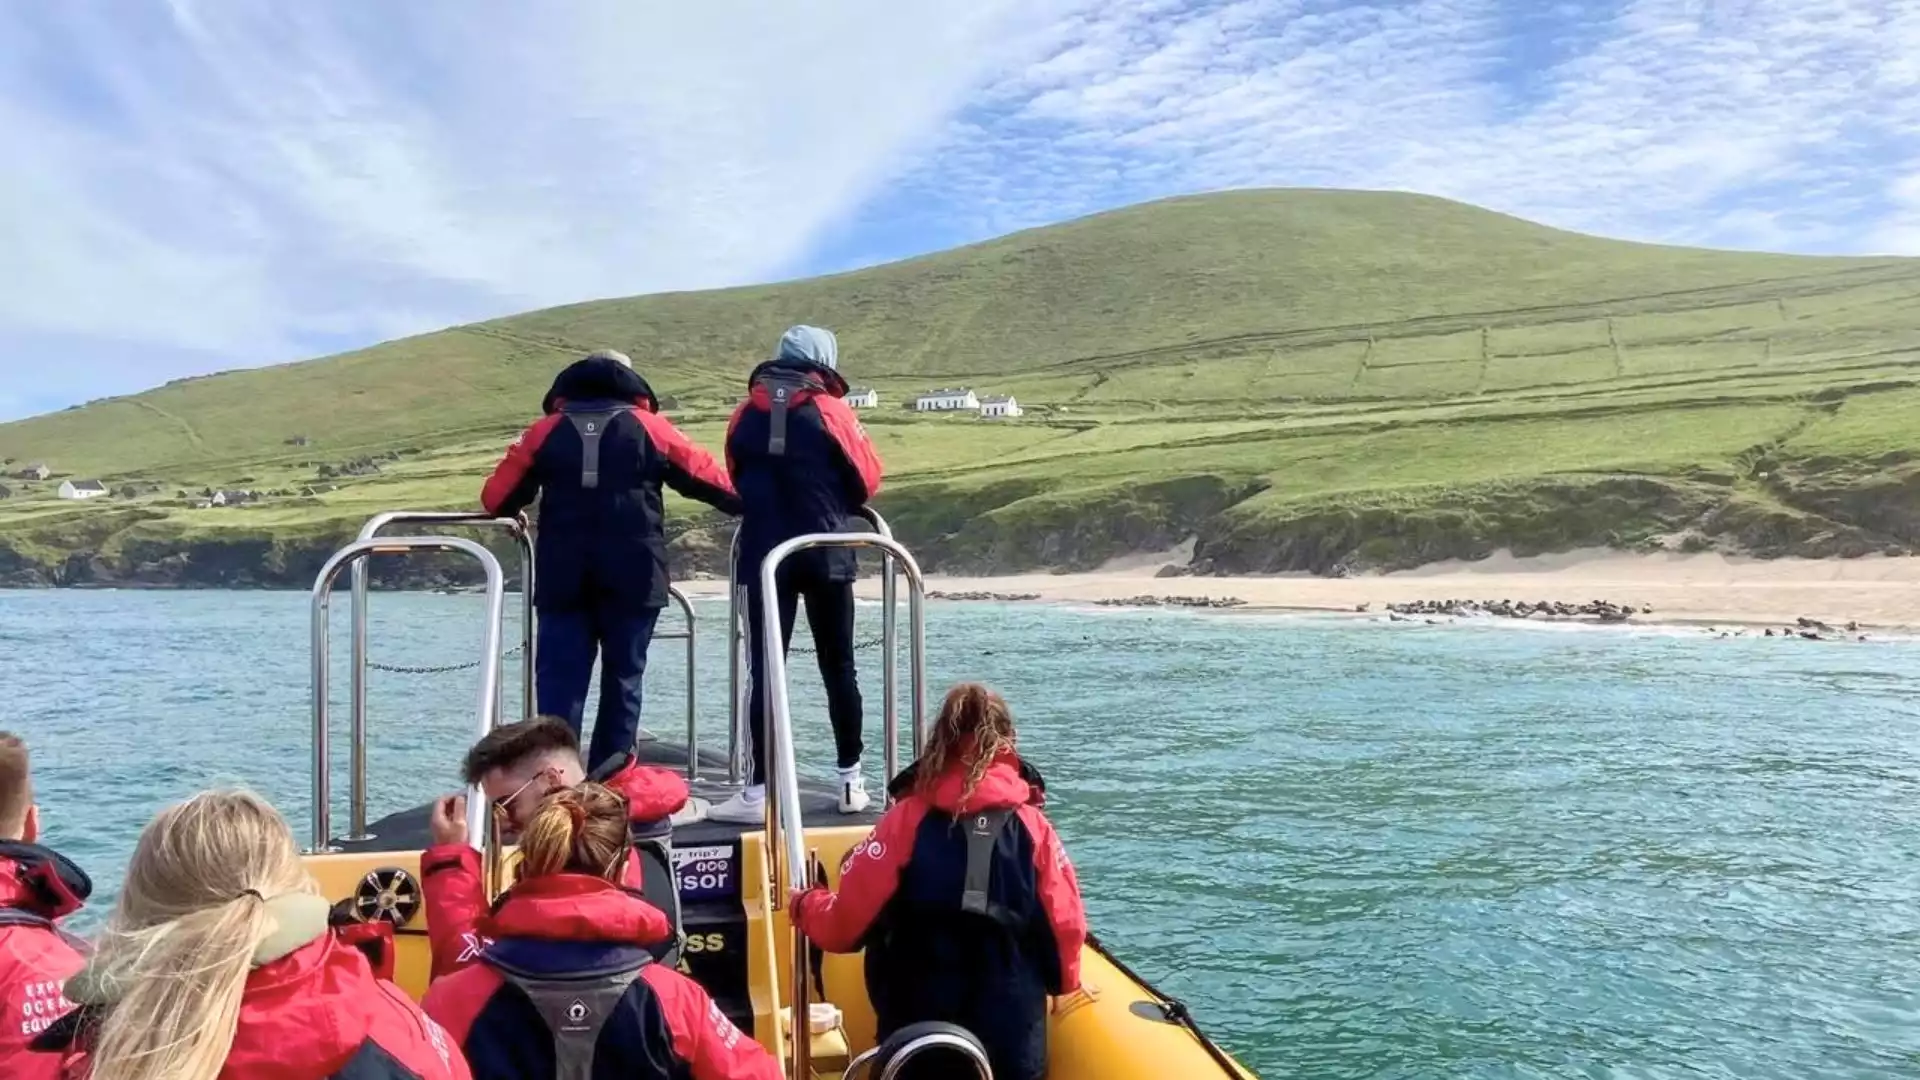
711, 325, 886, 826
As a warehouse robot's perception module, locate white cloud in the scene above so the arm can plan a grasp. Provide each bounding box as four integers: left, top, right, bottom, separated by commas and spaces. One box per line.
0, 0, 1038, 416
6, 0, 1920, 419
887, 0, 1920, 255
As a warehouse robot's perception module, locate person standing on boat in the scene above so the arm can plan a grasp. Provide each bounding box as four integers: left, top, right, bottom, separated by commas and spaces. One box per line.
482, 350, 741, 775
787, 683, 1087, 1080
710, 325, 884, 825
0, 733, 91, 1080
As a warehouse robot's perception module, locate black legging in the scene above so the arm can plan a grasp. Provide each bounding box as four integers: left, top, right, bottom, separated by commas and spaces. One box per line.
744, 573, 865, 786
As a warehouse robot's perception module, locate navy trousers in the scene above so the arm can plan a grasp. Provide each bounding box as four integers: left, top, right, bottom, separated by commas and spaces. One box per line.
535, 601, 663, 775
745, 574, 864, 786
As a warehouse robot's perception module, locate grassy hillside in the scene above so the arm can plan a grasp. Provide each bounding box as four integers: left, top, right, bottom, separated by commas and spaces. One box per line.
4, 188, 1920, 586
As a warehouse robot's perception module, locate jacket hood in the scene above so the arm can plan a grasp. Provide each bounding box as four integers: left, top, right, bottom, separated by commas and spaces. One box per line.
224, 933, 395, 1073
542, 355, 658, 414
888, 751, 1046, 814
748, 356, 849, 398
0, 840, 90, 919
483, 873, 672, 945
591, 753, 692, 826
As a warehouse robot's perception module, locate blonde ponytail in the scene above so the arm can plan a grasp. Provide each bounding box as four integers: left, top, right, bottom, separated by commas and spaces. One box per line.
87, 791, 314, 1080
517, 782, 630, 883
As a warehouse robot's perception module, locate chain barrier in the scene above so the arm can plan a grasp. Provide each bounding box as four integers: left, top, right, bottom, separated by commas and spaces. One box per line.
367, 643, 524, 676
367, 634, 886, 676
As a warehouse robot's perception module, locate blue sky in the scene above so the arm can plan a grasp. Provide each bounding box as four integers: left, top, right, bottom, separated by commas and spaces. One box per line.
3, 0, 1919, 421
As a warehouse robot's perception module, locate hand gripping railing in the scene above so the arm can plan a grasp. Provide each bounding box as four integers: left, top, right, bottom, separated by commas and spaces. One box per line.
313, 536, 505, 855
756, 532, 926, 1080
350, 512, 531, 840
726, 506, 906, 785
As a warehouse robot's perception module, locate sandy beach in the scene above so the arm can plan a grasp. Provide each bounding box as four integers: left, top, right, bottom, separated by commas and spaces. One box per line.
677, 548, 1920, 631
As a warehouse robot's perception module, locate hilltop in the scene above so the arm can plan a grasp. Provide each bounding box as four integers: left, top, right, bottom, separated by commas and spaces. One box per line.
4, 188, 1920, 588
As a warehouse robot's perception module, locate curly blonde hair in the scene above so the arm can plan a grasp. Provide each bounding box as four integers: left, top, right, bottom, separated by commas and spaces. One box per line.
915, 682, 1017, 806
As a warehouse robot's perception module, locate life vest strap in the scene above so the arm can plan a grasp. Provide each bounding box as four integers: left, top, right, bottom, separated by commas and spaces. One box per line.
754, 371, 813, 457
960, 808, 1017, 920
563, 407, 624, 490
494, 956, 649, 1080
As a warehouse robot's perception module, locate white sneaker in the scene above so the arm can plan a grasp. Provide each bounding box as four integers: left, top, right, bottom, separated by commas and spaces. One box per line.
838, 771, 871, 814
709, 787, 767, 825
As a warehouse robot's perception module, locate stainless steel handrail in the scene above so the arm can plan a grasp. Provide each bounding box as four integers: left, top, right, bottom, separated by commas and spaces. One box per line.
313, 536, 505, 855
842, 1033, 995, 1079
658, 586, 699, 779
758, 531, 925, 1080
350, 511, 531, 840
726, 506, 903, 785
757, 532, 925, 893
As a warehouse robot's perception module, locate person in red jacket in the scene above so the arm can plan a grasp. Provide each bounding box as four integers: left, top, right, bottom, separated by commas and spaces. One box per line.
482, 350, 740, 774
423, 783, 779, 1080
0, 732, 91, 1080
43, 789, 469, 1080
712, 325, 885, 825
789, 683, 1087, 1080
423, 717, 689, 980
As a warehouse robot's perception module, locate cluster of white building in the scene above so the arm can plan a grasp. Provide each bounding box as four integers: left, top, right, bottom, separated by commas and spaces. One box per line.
844, 386, 1024, 418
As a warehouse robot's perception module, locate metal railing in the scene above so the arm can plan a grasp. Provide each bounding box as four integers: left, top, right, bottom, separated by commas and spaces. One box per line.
755, 531, 927, 1080
312, 536, 506, 855
725, 506, 907, 786
350, 512, 530, 840
350, 510, 703, 789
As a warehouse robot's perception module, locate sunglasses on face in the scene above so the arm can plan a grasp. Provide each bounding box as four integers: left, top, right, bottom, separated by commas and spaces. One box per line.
491, 766, 562, 826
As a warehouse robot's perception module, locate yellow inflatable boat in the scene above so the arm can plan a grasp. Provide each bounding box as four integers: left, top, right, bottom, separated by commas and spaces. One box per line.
298, 510, 1257, 1079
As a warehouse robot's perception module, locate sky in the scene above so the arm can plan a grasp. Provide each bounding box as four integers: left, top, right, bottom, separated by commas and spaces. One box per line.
3, 0, 1919, 421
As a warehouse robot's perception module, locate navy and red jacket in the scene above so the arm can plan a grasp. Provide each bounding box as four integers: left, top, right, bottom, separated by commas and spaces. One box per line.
422, 875, 780, 1080
422, 760, 688, 980
483, 356, 740, 611
0, 843, 90, 1080
48, 906, 468, 1080
790, 752, 1086, 1080
724, 357, 884, 586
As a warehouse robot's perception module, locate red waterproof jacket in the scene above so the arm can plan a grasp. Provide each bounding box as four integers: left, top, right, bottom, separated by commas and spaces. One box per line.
51, 899, 469, 1080
421, 760, 687, 980
0, 843, 90, 1080
790, 752, 1086, 1080
422, 875, 779, 1080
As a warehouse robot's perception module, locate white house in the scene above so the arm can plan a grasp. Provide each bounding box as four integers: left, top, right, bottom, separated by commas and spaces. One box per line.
18, 463, 50, 481
979, 395, 1023, 419
914, 387, 979, 412
845, 386, 879, 409
57, 479, 108, 500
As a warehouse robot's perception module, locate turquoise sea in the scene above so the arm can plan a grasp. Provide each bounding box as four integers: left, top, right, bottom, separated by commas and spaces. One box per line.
3, 588, 1918, 1079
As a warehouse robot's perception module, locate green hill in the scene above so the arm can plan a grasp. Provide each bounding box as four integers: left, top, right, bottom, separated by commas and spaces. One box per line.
5, 188, 1920, 586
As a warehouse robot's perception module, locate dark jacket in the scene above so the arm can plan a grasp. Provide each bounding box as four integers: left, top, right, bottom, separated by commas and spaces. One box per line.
421, 875, 779, 1080
724, 357, 883, 586
47, 902, 468, 1080
421, 758, 689, 981
790, 753, 1086, 1080
0, 843, 90, 1080
483, 357, 740, 610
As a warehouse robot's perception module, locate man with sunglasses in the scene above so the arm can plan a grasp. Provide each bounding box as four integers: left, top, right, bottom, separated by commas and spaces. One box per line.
421, 717, 692, 980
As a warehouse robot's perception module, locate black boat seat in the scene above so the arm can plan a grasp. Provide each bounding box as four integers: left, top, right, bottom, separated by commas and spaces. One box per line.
851, 1021, 995, 1079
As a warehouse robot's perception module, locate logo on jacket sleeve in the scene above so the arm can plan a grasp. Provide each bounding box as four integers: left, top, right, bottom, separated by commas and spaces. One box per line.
455, 931, 492, 964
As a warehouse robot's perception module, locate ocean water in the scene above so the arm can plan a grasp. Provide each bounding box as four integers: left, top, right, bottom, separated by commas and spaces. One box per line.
2, 588, 1918, 1079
